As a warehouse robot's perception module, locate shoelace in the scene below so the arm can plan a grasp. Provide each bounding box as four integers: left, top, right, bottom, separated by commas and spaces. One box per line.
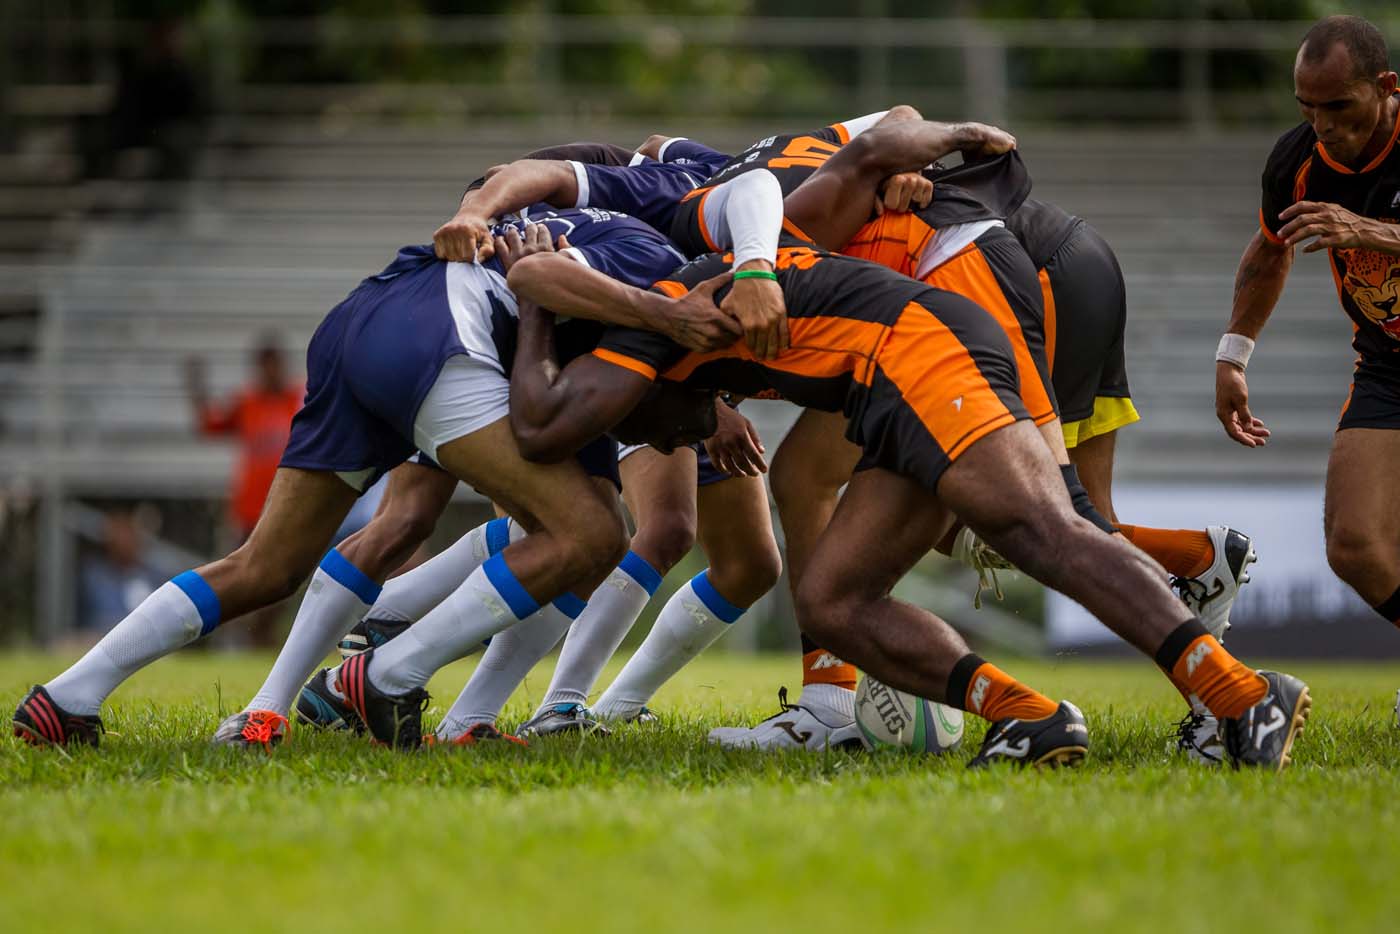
750, 687, 802, 726
240, 712, 286, 746
1170, 575, 1207, 605
956, 530, 1013, 609
1173, 711, 1224, 763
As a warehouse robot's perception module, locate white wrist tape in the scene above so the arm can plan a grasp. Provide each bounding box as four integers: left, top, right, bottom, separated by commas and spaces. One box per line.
1216, 333, 1255, 370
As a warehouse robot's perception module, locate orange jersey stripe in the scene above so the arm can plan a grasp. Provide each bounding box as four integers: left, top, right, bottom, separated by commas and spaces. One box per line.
840, 212, 934, 278
694, 190, 721, 252
921, 244, 1056, 425
876, 303, 1019, 460
661, 315, 890, 386
592, 348, 658, 381
1038, 267, 1057, 377
652, 279, 687, 299
1258, 207, 1286, 246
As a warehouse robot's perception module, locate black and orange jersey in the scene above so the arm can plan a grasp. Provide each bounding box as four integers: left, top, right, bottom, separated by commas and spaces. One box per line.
1260, 104, 1400, 358
1004, 197, 1080, 271
592, 243, 1029, 488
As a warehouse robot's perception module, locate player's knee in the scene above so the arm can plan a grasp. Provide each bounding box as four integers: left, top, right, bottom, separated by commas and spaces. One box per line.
793, 574, 854, 647
374, 507, 438, 557
632, 509, 696, 573
564, 506, 630, 580
1326, 526, 1390, 589
708, 538, 783, 607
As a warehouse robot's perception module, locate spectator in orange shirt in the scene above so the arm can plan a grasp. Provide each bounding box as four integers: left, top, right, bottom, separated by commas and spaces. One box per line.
186, 337, 303, 646
186, 337, 304, 539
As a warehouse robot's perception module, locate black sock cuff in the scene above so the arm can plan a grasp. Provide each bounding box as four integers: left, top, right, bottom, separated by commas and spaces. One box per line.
1374, 585, 1400, 624
1060, 464, 1118, 535
946, 653, 986, 709
1154, 618, 1211, 671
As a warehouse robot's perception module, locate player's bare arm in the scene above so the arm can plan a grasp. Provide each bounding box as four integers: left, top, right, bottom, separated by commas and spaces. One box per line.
508, 301, 652, 462
1215, 230, 1293, 448
784, 120, 1017, 252
508, 252, 741, 352
1278, 200, 1400, 254
433, 159, 579, 262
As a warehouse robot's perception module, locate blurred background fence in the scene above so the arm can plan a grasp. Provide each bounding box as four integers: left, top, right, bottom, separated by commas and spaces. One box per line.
0, 2, 1393, 656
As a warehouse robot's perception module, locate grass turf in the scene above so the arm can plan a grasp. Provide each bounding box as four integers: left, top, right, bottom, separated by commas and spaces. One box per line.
2, 650, 1399, 933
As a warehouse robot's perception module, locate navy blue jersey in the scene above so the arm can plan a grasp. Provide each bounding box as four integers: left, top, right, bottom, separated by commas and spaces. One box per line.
571, 161, 714, 234
656, 138, 733, 177
281, 206, 684, 481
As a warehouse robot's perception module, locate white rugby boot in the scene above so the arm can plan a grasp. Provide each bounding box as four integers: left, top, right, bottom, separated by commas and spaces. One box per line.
1170, 526, 1257, 639
708, 686, 863, 751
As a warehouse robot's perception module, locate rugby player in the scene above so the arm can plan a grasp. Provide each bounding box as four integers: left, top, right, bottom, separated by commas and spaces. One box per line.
11, 210, 736, 749
1216, 14, 1400, 699
504, 238, 1311, 770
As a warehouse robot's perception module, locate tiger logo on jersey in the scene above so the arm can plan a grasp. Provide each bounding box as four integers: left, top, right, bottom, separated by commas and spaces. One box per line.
1341, 239, 1400, 339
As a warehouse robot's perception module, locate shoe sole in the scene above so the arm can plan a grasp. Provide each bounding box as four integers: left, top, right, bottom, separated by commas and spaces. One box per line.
12, 720, 53, 748
1033, 745, 1088, 768
1272, 686, 1312, 774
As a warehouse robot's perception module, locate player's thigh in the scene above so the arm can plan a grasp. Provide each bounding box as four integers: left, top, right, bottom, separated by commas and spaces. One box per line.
798, 467, 951, 615
696, 474, 782, 590
208, 468, 360, 598
434, 418, 620, 542
338, 460, 457, 575
1324, 428, 1400, 555
937, 419, 1072, 543
1068, 428, 1118, 522
770, 408, 861, 506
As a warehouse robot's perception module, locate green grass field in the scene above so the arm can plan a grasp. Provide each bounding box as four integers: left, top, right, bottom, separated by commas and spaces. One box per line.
3, 650, 1400, 933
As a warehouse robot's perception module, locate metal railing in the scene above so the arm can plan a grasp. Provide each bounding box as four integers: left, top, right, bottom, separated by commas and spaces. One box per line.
7, 15, 1397, 128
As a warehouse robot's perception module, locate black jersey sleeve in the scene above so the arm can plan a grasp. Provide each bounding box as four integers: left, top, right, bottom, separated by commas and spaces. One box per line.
1260, 123, 1316, 243
592, 324, 689, 380
463, 142, 637, 194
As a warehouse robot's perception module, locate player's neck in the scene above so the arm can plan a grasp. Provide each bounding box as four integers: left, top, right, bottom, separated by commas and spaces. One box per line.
1354, 93, 1400, 168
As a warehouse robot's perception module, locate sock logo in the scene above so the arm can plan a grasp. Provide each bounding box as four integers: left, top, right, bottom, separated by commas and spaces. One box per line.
969, 675, 990, 713
472, 533, 487, 561
606, 571, 631, 593
684, 600, 711, 628
1184, 640, 1213, 677
474, 588, 511, 625
808, 653, 846, 670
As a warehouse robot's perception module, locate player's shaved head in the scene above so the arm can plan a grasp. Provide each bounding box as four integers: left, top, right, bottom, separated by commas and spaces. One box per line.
1300, 15, 1388, 80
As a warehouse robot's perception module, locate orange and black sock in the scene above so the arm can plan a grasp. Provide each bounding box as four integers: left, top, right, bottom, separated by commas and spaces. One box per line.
1373, 585, 1400, 627
1154, 619, 1265, 719
801, 648, 858, 692
946, 653, 1059, 723
1118, 525, 1214, 579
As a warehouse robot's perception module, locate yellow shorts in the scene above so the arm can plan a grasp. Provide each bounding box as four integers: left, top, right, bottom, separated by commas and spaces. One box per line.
1061, 395, 1140, 449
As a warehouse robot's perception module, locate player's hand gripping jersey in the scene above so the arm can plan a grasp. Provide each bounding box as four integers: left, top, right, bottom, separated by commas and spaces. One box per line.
592, 243, 1028, 490
279, 206, 683, 487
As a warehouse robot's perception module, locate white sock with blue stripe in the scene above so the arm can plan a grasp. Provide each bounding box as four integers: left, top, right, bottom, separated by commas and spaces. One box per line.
245, 550, 382, 717
367, 553, 544, 696
44, 571, 221, 715
592, 569, 745, 721
435, 593, 584, 738
367, 517, 524, 623
537, 551, 663, 713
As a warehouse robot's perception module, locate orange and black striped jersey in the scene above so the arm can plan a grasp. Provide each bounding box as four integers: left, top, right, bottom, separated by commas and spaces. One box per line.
1260, 102, 1400, 358
592, 242, 1029, 489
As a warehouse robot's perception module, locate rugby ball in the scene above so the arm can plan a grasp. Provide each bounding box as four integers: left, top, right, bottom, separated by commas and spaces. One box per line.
854, 675, 964, 754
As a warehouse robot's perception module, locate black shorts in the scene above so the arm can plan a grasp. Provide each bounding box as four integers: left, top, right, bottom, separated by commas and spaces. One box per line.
852, 288, 1028, 492
1040, 220, 1132, 425
1339, 356, 1400, 431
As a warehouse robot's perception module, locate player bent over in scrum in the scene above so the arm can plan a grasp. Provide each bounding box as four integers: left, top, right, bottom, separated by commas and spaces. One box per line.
506, 243, 1312, 770
12, 213, 738, 750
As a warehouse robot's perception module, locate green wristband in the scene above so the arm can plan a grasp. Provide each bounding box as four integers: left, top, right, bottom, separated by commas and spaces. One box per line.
732, 269, 778, 282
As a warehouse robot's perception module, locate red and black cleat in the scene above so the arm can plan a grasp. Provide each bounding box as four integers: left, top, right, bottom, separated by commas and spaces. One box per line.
12, 685, 104, 748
